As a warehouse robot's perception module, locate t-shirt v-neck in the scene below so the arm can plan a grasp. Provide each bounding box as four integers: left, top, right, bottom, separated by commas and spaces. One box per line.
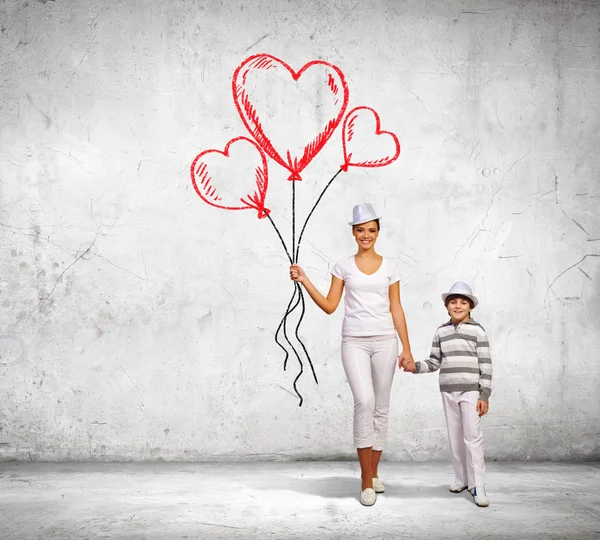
332, 256, 401, 337
352, 255, 383, 276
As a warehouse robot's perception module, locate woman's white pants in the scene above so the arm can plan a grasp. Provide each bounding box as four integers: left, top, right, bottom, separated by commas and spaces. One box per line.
341, 336, 398, 450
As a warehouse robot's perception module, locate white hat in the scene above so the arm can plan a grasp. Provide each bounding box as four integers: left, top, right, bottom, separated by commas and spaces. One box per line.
441, 281, 478, 308
348, 203, 382, 226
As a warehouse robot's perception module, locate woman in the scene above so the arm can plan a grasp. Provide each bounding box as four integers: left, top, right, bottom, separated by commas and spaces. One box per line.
290, 203, 414, 506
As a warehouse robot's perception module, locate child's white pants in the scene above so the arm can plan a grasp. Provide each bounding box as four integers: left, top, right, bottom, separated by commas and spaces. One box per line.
441, 390, 485, 489
341, 336, 398, 450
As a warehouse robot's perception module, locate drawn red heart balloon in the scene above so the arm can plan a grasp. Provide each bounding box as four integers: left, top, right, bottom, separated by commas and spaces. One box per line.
190, 136, 270, 219
233, 54, 349, 181
341, 107, 401, 171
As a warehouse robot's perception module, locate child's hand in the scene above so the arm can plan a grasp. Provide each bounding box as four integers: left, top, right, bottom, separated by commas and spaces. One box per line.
476, 400, 489, 417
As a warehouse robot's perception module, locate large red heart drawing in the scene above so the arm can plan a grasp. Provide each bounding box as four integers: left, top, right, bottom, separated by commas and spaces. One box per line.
233, 54, 349, 181
341, 107, 401, 171
190, 137, 270, 219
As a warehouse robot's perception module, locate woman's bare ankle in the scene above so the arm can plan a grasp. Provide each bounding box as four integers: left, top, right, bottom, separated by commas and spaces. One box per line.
361, 475, 373, 490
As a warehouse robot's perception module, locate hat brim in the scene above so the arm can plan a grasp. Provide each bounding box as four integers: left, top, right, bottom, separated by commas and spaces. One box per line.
442, 292, 478, 308
348, 216, 382, 226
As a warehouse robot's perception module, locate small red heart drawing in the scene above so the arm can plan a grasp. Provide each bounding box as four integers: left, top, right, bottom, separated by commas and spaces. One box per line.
233, 54, 349, 181
341, 107, 401, 171
190, 136, 270, 219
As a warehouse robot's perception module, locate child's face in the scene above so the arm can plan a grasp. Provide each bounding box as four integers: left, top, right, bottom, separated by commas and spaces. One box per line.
352, 221, 379, 250
447, 297, 471, 323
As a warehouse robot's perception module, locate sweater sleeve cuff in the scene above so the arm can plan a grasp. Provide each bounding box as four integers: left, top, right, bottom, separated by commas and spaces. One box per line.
479, 388, 491, 402
414, 361, 426, 374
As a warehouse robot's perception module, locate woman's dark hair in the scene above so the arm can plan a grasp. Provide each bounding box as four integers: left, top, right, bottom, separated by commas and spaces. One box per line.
353, 219, 380, 232
444, 294, 474, 309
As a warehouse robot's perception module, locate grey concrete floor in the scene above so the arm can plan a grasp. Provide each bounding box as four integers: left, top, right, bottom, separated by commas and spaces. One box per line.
1, 461, 599, 539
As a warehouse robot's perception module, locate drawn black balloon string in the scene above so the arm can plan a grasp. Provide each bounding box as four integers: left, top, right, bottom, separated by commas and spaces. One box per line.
274, 283, 300, 371
266, 213, 312, 407
273, 284, 308, 406
291, 180, 318, 388
282, 168, 344, 362
266, 213, 292, 264
272, 168, 344, 406
295, 168, 343, 263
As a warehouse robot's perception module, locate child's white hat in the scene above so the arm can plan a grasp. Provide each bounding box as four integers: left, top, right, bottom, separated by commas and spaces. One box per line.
442, 281, 478, 308
348, 203, 382, 226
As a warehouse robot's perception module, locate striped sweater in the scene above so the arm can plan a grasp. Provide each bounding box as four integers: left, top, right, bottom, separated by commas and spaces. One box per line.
415, 319, 493, 402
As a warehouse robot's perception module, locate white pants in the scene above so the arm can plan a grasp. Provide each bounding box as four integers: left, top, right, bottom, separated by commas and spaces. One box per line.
341, 336, 398, 450
441, 390, 485, 489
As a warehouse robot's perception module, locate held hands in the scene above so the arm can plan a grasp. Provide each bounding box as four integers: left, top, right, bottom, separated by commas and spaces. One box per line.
476, 400, 489, 417
289, 264, 307, 283
399, 350, 417, 373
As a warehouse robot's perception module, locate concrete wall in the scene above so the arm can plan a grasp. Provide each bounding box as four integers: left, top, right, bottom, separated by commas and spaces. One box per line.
0, 0, 598, 461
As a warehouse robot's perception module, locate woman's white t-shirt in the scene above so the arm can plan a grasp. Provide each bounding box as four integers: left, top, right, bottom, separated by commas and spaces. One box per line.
331, 256, 401, 337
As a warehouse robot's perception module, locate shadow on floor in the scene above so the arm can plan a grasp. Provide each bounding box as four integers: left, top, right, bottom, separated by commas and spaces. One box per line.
244, 475, 466, 501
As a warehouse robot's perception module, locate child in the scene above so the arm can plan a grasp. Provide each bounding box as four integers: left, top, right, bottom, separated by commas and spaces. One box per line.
402, 281, 492, 507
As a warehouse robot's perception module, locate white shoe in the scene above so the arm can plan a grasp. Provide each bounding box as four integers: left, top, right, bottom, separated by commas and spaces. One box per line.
360, 488, 377, 506
470, 486, 489, 507
372, 477, 385, 493
449, 483, 467, 493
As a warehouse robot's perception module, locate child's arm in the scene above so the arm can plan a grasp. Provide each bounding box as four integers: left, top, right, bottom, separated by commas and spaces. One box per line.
404, 330, 442, 373
476, 327, 493, 416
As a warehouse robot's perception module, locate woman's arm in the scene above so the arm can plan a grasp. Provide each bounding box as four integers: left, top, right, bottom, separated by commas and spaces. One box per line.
290, 264, 344, 315
389, 281, 415, 368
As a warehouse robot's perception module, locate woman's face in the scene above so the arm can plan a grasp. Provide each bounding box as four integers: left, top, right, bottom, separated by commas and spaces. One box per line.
352, 220, 379, 250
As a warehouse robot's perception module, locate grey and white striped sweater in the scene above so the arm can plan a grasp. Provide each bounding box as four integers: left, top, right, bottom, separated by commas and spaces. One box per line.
415, 319, 493, 402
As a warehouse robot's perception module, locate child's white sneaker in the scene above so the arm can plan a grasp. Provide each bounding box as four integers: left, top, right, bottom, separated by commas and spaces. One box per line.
360, 488, 377, 506
470, 486, 489, 507
449, 483, 467, 493
372, 477, 385, 493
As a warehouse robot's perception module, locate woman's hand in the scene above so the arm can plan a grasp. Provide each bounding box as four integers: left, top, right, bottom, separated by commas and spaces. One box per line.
289, 264, 307, 283
476, 400, 489, 417
399, 350, 416, 372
